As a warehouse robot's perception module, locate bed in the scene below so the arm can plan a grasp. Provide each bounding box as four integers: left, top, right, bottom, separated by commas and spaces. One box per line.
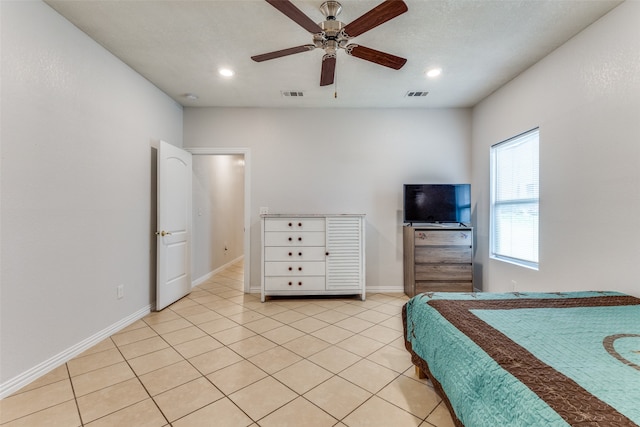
402, 291, 640, 427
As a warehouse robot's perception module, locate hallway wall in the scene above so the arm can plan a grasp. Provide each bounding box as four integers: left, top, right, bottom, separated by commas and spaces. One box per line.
192, 155, 245, 283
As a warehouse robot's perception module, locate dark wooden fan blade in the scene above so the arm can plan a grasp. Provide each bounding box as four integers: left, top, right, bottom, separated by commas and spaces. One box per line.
251, 44, 315, 62
346, 44, 406, 69
320, 55, 336, 86
265, 0, 324, 34
343, 0, 408, 38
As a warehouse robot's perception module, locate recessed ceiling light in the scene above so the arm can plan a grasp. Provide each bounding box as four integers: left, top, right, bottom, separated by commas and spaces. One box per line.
426, 68, 442, 78
219, 68, 234, 77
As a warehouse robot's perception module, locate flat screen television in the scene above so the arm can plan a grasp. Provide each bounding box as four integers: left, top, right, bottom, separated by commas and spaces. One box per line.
403, 184, 471, 224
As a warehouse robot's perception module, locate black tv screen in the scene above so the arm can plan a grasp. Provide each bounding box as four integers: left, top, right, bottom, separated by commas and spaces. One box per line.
403, 184, 471, 224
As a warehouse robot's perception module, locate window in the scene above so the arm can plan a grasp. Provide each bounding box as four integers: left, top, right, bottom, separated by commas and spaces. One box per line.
490, 128, 539, 269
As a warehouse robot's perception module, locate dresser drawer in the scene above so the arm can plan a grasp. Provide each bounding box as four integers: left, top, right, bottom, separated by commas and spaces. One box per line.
264, 231, 325, 247
264, 261, 326, 276
414, 230, 472, 246
264, 276, 326, 291
415, 281, 473, 293
264, 218, 325, 232
264, 246, 327, 262
415, 264, 472, 281
415, 246, 472, 264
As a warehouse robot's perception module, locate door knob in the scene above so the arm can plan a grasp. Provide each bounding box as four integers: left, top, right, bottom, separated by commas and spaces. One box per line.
155, 230, 172, 237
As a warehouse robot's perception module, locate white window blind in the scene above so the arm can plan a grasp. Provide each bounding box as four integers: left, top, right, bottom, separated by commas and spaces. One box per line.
490, 128, 539, 269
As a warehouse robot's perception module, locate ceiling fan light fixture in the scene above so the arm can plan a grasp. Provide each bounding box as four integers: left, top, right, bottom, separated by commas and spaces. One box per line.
426, 68, 442, 78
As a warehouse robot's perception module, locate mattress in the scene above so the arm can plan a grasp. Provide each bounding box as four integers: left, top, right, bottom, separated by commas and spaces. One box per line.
403, 291, 640, 427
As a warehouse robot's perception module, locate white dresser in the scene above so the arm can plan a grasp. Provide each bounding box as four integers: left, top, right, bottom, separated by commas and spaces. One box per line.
260, 214, 365, 302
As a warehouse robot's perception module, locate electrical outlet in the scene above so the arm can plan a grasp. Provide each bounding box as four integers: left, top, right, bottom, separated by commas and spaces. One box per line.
259, 207, 269, 215
117, 284, 124, 299
511, 280, 518, 292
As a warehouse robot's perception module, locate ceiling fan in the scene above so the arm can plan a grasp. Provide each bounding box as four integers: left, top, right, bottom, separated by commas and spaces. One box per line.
251, 0, 408, 87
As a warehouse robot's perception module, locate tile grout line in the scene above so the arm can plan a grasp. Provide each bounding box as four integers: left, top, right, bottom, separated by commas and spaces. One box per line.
64, 362, 85, 427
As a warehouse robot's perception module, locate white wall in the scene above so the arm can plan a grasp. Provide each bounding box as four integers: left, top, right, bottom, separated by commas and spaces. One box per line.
184, 108, 472, 292
471, 1, 640, 297
0, 1, 183, 391
192, 155, 245, 282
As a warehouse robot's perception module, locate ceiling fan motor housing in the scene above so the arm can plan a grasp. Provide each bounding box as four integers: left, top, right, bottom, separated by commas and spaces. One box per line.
316, 2, 349, 55
315, 20, 347, 54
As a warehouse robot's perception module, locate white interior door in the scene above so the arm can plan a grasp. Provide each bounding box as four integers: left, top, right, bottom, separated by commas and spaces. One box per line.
156, 140, 192, 311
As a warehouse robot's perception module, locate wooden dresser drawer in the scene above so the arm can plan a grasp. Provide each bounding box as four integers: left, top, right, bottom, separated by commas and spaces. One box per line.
263, 231, 325, 247
264, 276, 325, 291
415, 264, 472, 281
264, 246, 326, 262
264, 218, 325, 232
415, 282, 473, 293
415, 246, 471, 264
414, 229, 472, 246
264, 261, 326, 276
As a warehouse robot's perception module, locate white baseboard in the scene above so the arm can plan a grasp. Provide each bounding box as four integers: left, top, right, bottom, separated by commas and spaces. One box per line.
192, 255, 244, 287
248, 286, 405, 295
192, 271, 215, 288
0, 304, 151, 399
366, 286, 405, 294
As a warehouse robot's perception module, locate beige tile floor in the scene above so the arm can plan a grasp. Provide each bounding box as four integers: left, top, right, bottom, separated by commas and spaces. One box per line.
0, 261, 455, 427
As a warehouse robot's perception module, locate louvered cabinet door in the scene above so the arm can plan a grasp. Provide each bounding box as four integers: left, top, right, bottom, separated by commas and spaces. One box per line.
325, 216, 365, 295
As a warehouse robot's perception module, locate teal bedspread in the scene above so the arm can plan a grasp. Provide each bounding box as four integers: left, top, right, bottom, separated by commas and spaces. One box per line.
403, 291, 640, 427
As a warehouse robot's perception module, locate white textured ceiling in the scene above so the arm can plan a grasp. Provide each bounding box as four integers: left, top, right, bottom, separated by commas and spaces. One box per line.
45, 0, 623, 108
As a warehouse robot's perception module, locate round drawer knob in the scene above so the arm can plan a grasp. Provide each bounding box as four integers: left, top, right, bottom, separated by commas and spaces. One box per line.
298, 237, 302, 241
326, 252, 330, 256
288, 267, 292, 271
298, 267, 302, 271
298, 282, 302, 286
288, 237, 292, 241
298, 252, 302, 256
288, 252, 292, 256
288, 222, 292, 227
298, 222, 302, 227
288, 281, 292, 286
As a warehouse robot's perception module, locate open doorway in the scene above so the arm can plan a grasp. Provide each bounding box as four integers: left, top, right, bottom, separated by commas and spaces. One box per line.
187, 148, 251, 293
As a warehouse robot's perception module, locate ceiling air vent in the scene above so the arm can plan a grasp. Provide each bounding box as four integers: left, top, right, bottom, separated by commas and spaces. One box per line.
405, 91, 429, 97
281, 91, 304, 97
